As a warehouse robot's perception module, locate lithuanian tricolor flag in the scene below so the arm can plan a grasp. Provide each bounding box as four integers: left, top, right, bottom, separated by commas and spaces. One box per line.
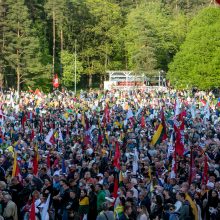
150, 110, 167, 146
12, 152, 20, 177
150, 123, 164, 146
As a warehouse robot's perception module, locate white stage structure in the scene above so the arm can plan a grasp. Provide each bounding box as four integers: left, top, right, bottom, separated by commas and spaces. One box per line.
104, 70, 166, 90
104, 71, 145, 90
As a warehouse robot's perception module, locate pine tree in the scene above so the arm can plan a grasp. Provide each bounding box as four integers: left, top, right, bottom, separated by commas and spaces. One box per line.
0, 0, 6, 88
3, 0, 43, 92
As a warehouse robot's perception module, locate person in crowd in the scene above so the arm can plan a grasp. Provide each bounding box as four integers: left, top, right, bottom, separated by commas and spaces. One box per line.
96, 183, 106, 213
96, 202, 115, 220
78, 189, 89, 219
137, 205, 149, 220
119, 204, 133, 220
0, 88, 219, 220
3, 193, 18, 220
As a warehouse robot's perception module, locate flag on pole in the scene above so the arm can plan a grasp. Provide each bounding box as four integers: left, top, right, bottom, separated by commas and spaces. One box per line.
45, 129, 56, 145
12, 152, 20, 177
113, 174, 119, 199
29, 198, 36, 220
33, 145, 39, 175
174, 113, 185, 156
150, 124, 164, 146
140, 116, 145, 128
53, 74, 59, 88
150, 110, 167, 146
113, 142, 120, 170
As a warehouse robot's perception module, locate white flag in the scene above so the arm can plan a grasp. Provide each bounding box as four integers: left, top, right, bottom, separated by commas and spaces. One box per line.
45, 129, 54, 145
132, 148, 139, 174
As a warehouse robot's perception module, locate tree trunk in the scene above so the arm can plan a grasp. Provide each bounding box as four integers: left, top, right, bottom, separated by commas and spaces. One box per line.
17, 22, 20, 93
176, 0, 178, 12
53, 10, 56, 75
104, 45, 108, 82
17, 66, 20, 93
60, 29, 63, 51
0, 72, 3, 90
89, 74, 92, 88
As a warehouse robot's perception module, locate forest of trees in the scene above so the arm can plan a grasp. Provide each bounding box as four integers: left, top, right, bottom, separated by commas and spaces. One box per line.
0, 0, 219, 92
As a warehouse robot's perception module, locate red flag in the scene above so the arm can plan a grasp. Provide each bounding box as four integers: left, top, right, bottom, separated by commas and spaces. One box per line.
49, 133, 56, 145
140, 116, 145, 128
216, 0, 220, 5
53, 74, 59, 88
202, 156, 208, 185
113, 142, 120, 170
113, 175, 119, 199
12, 153, 20, 178
29, 198, 36, 220
34, 89, 41, 96
174, 114, 185, 156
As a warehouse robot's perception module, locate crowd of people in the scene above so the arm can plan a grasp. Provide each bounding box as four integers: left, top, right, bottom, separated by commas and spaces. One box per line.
0, 88, 219, 220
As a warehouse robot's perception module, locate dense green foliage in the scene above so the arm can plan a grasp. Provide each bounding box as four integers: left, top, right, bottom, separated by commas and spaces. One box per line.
167, 7, 220, 90
0, 0, 218, 91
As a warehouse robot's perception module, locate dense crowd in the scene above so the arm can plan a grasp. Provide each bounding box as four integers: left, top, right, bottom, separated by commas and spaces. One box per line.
0, 88, 220, 220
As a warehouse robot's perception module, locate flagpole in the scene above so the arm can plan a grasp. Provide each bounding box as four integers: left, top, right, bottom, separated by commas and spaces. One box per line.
74, 39, 77, 95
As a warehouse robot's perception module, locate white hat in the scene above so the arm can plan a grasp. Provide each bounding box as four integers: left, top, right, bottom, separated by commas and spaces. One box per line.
206, 182, 214, 188
97, 173, 104, 178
